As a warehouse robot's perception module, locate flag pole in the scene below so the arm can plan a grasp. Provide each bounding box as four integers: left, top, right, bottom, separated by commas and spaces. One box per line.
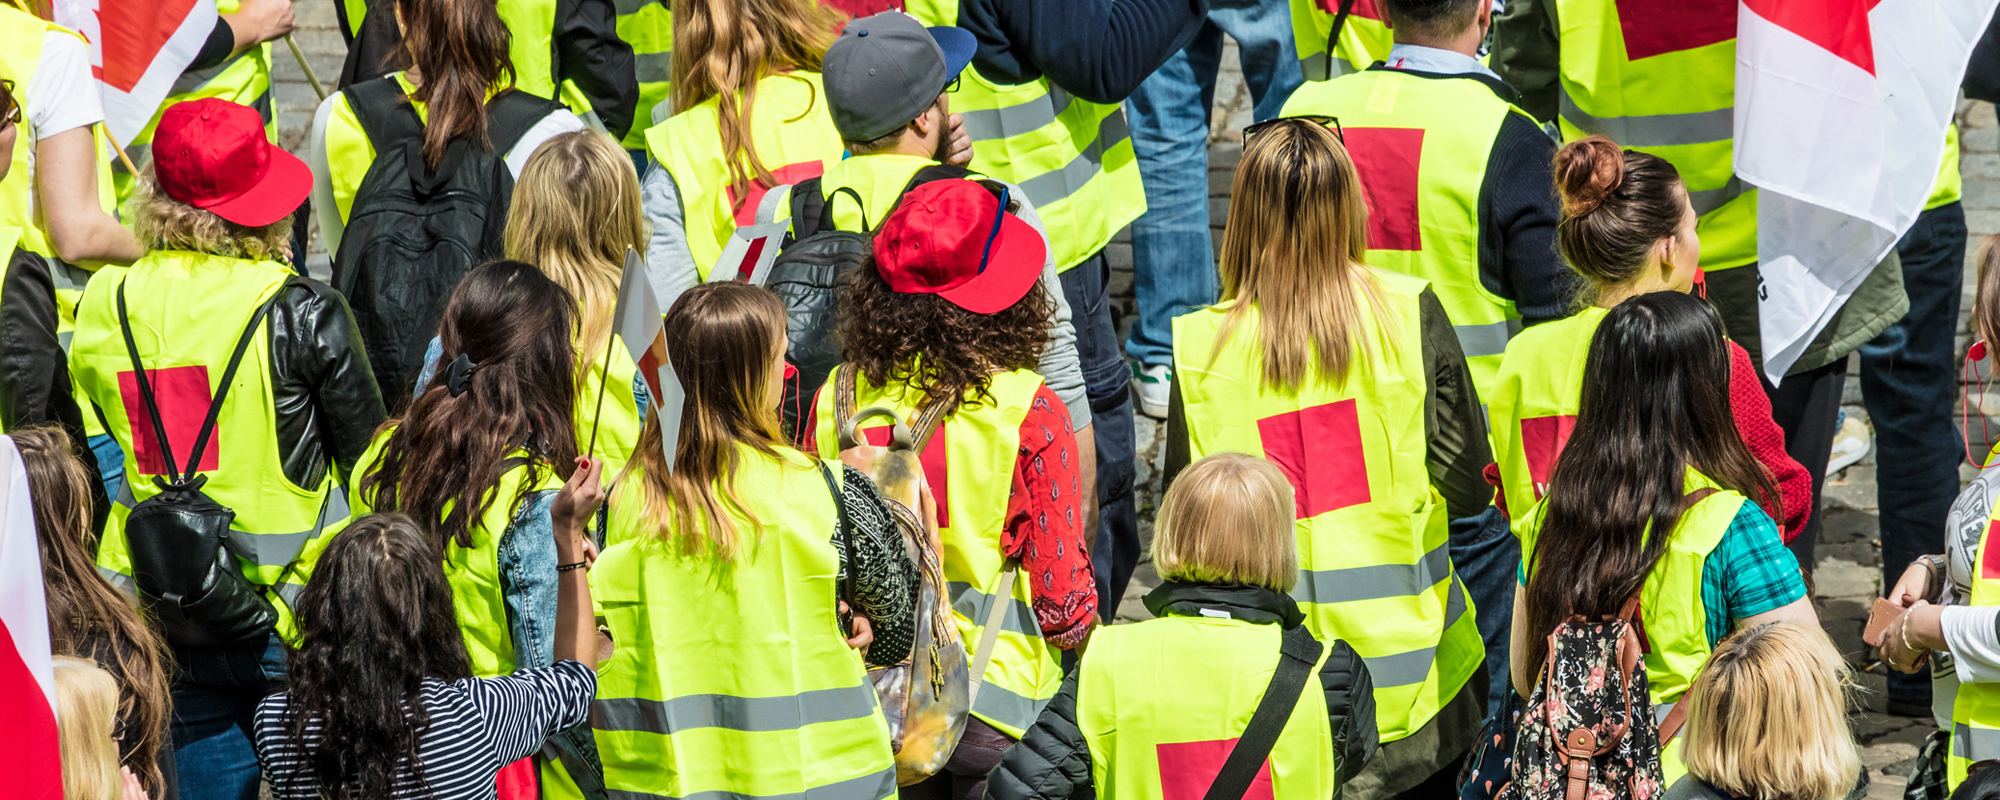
584, 248, 635, 458
283, 34, 329, 102
98, 124, 143, 184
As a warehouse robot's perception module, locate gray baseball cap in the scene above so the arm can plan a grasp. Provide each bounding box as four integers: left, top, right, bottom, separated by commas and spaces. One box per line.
824, 11, 976, 142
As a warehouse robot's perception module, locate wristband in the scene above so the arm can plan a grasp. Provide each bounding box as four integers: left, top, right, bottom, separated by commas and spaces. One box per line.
557, 561, 589, 572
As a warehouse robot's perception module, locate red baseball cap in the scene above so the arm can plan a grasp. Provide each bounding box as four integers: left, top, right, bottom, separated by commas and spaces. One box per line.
873, 180, 1046, 314
153, 98, 311, 228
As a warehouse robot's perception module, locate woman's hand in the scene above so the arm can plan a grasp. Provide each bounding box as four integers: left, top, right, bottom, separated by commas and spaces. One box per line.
1881, 601, 1941, 674
1890, 560, 1935, 608
552, 457, 605, 561
120, 767, 149, 800
839, 601, 874, 651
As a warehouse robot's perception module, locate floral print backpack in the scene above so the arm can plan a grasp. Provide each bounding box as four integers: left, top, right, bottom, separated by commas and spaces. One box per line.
1499, 592, 1691, 800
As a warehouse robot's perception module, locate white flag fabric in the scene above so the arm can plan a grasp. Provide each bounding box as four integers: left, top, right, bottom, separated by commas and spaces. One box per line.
711, 220, 789, 286
0, 435, 63, 797
1737, 0, 1998, 381
610, 249, 685, 468
52, 0, 219, 148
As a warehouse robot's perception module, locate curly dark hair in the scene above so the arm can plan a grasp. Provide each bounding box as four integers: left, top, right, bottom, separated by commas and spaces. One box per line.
838, 257, 1054, 411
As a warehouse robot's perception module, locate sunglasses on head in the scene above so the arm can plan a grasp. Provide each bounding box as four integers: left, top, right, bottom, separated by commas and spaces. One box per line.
1242, 114, 1344, 143
945, 74, 961, 93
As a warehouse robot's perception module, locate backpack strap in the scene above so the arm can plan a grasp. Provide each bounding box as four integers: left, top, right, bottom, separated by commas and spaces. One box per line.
483, 89, 570, 156
817, 461, 860, 637
1203, 625, 1326, 800
117, 281, 282, 489
344, 76, 426, 154
787, 176, 828, 241
874, 163, 980, 229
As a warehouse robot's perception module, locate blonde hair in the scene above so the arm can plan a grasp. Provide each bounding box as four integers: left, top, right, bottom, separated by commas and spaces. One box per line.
55, 655, 123, 800
671, 0, 840, 198
1215, 120, 1395, 392
1153, 453, 1299, 592
507, 130, 649, 356
136, 179, 292, 262
1680, 622, 1859, 800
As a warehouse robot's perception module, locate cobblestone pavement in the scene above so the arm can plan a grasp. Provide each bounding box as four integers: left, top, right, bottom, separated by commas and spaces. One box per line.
271, 23, 2000, 796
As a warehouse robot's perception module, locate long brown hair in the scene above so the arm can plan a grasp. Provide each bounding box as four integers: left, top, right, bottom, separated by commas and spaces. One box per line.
16, 427, 170, 798
1216, 119, 1395, 392
359, 261, 581, 551
505, 130, 648, 355
618, 282, 792, 561
1523, 293, 1781, 675
670, 0, 839, 197
396, 0, 517, 168
1553, 136, 1686, 294
1973, 233, 2000, 348
838, 254, 1054, 412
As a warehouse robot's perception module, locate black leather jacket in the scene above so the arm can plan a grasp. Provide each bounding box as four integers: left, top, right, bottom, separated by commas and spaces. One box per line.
1, 258, 387, 491
984, 582, 1380, 800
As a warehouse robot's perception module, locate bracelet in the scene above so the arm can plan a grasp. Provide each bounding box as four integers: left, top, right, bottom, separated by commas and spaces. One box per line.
557, 561, 589, 572
1901, 610, 1922, 657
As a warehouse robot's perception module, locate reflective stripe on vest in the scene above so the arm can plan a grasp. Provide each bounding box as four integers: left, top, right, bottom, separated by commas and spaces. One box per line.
613, 0, 671, 149
1169, 269, 1483, 741
1282, 68, 1529, 397
900, 0, 1147, 272
811, 366, 1061, 738
73, 252, 350, 641
1079, 616, 1340, 800
1486, 305, 1607, 535
1551, 0, 1754, 270
1288, 0, 1393, 82
1517, 469, 1741, 785
1950, 488, 2000, 788
592, 447, 896, 800
352, 431, 563, 678
646, 71, 844, 279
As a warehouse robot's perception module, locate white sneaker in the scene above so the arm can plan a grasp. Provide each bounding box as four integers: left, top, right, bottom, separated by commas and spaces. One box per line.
1827, 414, 1871, 475
1131, 362, 1172, 420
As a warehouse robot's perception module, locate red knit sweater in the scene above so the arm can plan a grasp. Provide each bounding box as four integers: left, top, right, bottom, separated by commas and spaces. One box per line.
1482, 340, 1813, 541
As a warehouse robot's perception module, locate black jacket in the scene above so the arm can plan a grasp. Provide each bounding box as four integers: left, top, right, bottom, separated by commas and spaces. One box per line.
0, 249, 108, 529
955, 0, 1209, 103
984, 582, 1380, 800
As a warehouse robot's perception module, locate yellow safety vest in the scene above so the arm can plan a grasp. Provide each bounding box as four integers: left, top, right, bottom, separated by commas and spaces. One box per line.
899, 0, 1147, 273
0, 226, 33, 432
815, 153, 963, 232
1485, 305, 1607, 535
1289, 0, 1393, 81
1170, 269, 1483, 742
614, 1, 670, 150
1930, 123, 1963, 211
645, 71, 844, 279
1550, 0, 1753, 270
1517, 469, 1743, 785
114, 0, 275, 211
1079, 615, 1340, 800
592, 446, 897, 800
578, 336, 641, 478
1951, 483, 2000, 787
1282, 68, 1532, 398
810, 365, 1061, 738
71, 251, 348, 639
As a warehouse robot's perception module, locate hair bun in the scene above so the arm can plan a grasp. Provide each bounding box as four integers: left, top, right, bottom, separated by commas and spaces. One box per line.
1554, 136, 1626, 217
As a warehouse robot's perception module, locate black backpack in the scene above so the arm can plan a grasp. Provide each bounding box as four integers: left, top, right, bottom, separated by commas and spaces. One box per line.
331, 78, 566, 404
116, 282, 291, 649
763, 164, 992, 440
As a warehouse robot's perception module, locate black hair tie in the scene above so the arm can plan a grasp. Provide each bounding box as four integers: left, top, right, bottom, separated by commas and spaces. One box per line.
445, 353, 479, 397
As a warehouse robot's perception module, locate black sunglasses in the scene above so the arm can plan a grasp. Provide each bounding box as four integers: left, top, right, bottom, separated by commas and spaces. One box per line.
1242, 114, 1344, 143
945, 74, 962, 93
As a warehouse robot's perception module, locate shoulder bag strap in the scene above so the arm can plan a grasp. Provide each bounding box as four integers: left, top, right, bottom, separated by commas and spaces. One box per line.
179, 289, 283, 482
817, 461, 859, 631
345, 77, 426, 153
117, 282, 182, 485
967, 559, 1018, 705
1205, 625, 1327, 800
1327, 0, 1358, 79
483, 89, 570, 155
833, 363, 861, 443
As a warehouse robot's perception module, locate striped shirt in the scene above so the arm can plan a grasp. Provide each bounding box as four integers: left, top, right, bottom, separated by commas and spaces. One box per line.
253, 660, 596, 800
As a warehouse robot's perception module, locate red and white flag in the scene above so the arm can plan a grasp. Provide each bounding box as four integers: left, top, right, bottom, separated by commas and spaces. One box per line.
711, 219, 789, 286
1737, 0, 1998, 380
51, 0, 218, 147
612, 249, 686, 469
0, 435, 62, 799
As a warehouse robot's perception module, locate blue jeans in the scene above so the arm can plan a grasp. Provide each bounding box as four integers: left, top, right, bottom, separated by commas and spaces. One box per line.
1867, 201, 1967, 708
1060, 254, 1141, 615
171, 634, 286, 800
1450, 507, 1519, 722
1123, 0, 1303, 368
88, 432, 124, 502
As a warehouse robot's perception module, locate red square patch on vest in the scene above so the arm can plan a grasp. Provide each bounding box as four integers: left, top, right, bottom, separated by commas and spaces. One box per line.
1157, 739, 1275, 800
1258, 399, 1370, 519
118, 366, 220, 476
861, 423, 950, 528
1982, 521, 2000, 580
1615, 0, 1737, 62
1342, 127, 1424, 252
1313, 0, 1384, 19
728, 161, 827, 226
1520, 414, 1577, 500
